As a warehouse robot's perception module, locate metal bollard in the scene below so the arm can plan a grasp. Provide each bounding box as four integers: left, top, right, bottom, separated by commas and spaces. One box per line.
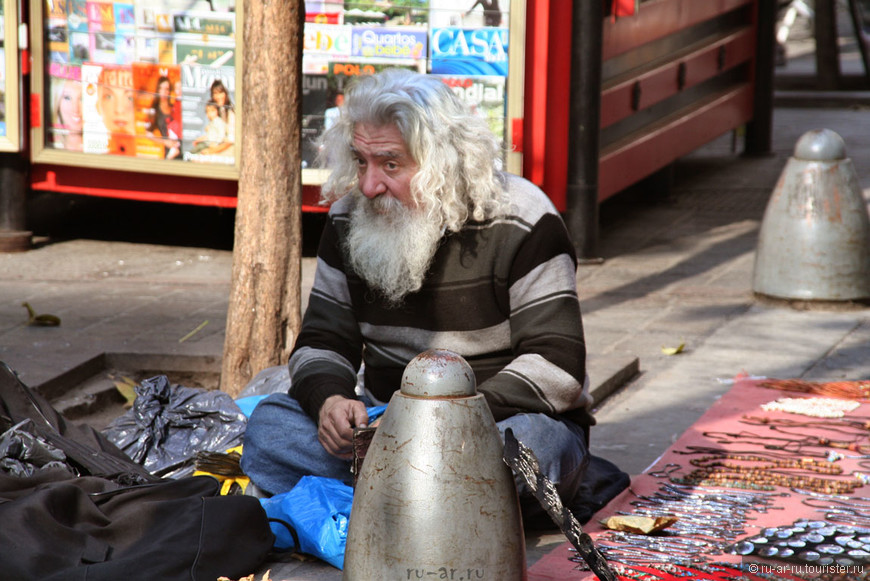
343, 349, 526, 581
753, 129, 870, 301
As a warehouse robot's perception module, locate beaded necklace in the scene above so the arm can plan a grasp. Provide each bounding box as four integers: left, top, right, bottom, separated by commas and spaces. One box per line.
759, 378, 870, 399
742, 415, 870, 437
759, 396, 861, 418
689, 453, 844, 474
703, 430, 870, 455
676, 467, 862, 495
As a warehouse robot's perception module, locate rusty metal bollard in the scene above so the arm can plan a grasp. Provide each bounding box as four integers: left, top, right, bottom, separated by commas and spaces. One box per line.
343, 349, 526, 580
753, 129, 870, 301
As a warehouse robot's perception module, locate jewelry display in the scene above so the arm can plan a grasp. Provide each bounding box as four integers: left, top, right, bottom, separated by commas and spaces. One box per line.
570, 559, 812, 581
667, 449, 863, 495
727, 518, 870, 567
741, 415, 870, 438
758, 379, 870, 399
550, 379, 870, 580
702, 430, 870, 456
573, 483, 780, 569
759, 397, 861, 418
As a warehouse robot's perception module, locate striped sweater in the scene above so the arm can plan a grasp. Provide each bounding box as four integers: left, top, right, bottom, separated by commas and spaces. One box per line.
289, 174, 593, 427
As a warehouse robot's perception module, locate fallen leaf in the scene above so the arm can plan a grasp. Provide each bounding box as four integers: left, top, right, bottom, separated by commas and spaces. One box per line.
179, 320, 209, 343
661, 341, 685, 355
112, 375, 138, 408
22, 302, 61, 327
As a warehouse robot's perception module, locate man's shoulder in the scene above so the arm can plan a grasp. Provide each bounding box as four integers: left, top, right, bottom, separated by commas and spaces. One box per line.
502, 174, 561, 225
327, 194, 354, 218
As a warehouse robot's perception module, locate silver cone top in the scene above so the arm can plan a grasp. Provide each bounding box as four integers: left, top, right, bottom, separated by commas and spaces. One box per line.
793, 128, 847, 161
400, 349, 477, 398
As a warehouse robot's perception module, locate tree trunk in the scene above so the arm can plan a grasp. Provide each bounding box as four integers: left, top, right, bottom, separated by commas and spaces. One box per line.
221, 0, 303, 397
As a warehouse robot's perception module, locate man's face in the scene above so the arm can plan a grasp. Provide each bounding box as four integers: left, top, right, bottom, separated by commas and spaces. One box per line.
351, 122, 419, 212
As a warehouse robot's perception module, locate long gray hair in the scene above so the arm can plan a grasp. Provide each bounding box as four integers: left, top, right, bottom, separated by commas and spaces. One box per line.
317, 68, 508, 232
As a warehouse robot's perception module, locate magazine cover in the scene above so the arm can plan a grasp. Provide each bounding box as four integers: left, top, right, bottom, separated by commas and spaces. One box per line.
175, 40, 235, 67
301, 74, 329, 169
174, 11, 235, 66
305, 10, 341, 25
82, 62, 136, 155
179, 62, 235, 164
303, 23, 353, 74
86, 0, 116, 64
132, 62, 182, 160
113, 3, 136, 64
172, 11, 234, 37
136, 36, 175, 65
47, 62, 84, 151
134, 1, 176, 64
0, 47, 5, 138
46, 0, 70, 63
434, 74, 505, 143
68, 0, 90, 63
326, 60, 417, 96
350, 26, 427, 61
429, 26, 509, 76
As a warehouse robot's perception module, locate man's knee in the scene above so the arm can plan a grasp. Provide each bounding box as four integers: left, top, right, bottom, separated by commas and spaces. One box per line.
497, 414, 588, 465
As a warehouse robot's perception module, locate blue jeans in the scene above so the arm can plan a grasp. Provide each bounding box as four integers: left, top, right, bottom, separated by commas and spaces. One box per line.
240, 393, 590, 523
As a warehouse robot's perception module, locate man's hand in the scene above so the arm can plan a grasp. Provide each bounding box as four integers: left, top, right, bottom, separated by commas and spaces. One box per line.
318, 395, 369, 459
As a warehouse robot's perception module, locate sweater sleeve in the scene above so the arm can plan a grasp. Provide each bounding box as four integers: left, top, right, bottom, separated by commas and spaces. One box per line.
288, 209, 363, 420
476, 187, 590, 423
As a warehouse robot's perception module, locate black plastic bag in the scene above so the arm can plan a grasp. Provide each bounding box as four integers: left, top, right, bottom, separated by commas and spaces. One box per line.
103, 375, 247, 478
0, 361, 156, 484
0, 419, 76, 478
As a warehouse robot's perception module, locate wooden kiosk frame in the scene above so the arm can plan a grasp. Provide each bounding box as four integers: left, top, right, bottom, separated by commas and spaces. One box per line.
0, 0, 20, 152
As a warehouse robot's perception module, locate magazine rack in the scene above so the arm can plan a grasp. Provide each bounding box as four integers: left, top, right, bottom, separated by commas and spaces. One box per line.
299, 0, 526, 184
28, 0, 241, 180
27, 0, 525, 187
0, 0, 20, 152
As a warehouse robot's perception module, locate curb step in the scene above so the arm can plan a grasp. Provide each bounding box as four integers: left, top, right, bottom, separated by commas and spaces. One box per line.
588, 354, 640, 407
47, 352, 640, 428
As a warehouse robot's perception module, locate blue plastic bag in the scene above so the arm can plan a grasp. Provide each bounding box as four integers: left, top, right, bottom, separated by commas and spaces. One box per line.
259, 476, 353, 569
234, 395, 268, 418
366, 404, 387, 422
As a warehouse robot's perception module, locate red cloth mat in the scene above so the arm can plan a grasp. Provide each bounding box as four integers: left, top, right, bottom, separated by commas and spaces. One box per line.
528, 378, 870, 581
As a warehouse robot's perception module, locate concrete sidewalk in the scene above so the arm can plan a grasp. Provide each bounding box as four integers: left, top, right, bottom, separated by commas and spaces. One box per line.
3, 104, 870, 578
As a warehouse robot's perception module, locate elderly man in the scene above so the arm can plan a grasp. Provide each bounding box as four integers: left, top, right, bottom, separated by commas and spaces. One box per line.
241, 69, 625, 523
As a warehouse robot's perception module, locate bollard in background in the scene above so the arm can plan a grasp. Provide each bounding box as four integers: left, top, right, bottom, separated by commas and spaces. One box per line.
753, 129, 870, 301
343, 349, 526, 581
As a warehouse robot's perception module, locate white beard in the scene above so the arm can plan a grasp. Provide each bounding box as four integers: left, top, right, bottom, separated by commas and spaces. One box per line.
345, 193, 444, 306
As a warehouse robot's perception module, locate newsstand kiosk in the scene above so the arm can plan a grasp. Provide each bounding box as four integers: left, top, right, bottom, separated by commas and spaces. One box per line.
0, 0, 773, 254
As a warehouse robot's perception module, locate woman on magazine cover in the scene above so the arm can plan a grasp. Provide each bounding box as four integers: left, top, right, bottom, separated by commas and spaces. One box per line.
146, 76, 182, 159
52, 77, 84, 151
203, 79, 235, 157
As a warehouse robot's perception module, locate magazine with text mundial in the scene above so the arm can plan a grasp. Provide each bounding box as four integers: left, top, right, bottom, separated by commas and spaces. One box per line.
434, 74, 505, 143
